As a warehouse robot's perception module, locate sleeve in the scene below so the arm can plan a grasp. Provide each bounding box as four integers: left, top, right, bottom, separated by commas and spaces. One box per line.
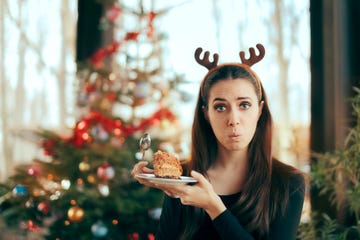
268, 176, 305, 240
155, 195, 182, 240
212, 210, 255, 240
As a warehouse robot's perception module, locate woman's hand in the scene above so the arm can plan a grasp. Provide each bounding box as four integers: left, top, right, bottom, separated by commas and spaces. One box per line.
131, 161, 156, 187
155, 170, 227, 220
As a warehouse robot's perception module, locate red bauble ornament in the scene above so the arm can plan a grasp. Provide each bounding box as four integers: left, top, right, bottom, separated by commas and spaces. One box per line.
97, 163, 115, 180
26, 220, 40, 231
37, 202, 50, 215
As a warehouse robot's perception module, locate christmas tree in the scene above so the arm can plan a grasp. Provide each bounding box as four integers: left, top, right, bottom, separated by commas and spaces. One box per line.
0, 1, 190, 239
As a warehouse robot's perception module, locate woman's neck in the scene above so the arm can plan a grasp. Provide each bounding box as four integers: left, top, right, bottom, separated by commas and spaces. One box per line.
207, 146, 249, 195
214, 145, 248, 169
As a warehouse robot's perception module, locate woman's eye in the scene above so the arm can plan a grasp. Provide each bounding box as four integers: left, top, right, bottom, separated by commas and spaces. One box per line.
240, 102, 251, 109
214, 105, 226, 112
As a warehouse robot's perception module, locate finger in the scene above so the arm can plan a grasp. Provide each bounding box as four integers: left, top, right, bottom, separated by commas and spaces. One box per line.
142, 166, 154, 174
190, 170, 208, 184
136, 161, 149, 170
154, 183, 185, 194
131, 161, 150, 175
163, 190, 180, 198
135, 178, 151, 185
137, 161, 154, 174
134, 178, 158, 189
164, 190, 172, 196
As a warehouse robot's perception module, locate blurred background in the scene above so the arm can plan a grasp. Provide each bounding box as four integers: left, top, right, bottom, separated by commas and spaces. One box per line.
0, 0, 310, 181
0, 0, 359, 239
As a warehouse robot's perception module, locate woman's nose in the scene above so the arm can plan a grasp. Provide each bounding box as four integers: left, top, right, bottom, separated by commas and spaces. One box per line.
227, 112, 240, 126
228, 120, 240, 126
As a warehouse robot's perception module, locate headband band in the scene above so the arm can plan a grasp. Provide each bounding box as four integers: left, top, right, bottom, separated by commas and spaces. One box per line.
195, 44, 265, 100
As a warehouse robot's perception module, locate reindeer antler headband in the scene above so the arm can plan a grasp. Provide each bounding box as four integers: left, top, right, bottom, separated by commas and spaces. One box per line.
195, 43, 265, 100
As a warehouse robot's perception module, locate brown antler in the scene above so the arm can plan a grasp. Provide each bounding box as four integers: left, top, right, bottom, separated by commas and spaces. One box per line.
239, 44, 265, 66
194, 47, 219, 70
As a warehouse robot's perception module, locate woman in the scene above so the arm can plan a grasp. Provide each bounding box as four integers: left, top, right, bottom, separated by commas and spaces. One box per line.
132, 44, 305, 239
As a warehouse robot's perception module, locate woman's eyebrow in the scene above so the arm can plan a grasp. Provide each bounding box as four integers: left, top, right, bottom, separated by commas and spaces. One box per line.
212, 97, 226, 102
212, 96, 252, 102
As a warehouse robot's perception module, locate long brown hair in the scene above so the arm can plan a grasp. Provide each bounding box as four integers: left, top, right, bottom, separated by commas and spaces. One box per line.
180, 65, 303, 239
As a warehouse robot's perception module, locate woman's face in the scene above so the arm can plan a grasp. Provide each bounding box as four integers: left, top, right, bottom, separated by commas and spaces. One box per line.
205, 78, 263, 151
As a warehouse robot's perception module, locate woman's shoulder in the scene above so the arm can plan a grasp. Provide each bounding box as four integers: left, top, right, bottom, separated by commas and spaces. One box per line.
288, 172, 306, 196
272, 158, 304, 176
272, 159, 306, 193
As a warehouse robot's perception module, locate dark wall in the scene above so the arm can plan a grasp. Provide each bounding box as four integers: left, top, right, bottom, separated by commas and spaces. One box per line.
347, 1, 360, 88
76, 0, 104, 62
310, 0, 360, 225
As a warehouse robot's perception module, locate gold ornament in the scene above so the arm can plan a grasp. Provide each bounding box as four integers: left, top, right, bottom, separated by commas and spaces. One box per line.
79, 161, 91, 172
87, 174, 97, 184
67, 206, 85, 222
100, 98, 112, 111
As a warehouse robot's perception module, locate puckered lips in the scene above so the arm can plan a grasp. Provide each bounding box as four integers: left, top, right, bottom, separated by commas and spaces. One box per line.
228, 131, 242, 141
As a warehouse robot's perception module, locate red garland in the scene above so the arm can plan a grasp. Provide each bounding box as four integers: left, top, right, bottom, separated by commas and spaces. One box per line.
147, 11, 156, 38
124, 32, 140, 41
42, 139, 56, 156
69, 108, 176, 147
88, 9, 159, 67
85, 83, 96, 93
106, 6, 121, 22
89, 41, 121, 68
106, 92, 117, 102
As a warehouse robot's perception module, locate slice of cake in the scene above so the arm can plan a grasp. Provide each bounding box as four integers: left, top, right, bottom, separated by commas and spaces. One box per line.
153, 150, 182, 179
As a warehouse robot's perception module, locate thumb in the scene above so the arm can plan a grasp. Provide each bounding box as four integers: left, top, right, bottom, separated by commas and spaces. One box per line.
190, 170, 208, 184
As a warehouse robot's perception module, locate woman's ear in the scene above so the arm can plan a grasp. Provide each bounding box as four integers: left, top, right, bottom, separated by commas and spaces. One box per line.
258, 101, 264, 119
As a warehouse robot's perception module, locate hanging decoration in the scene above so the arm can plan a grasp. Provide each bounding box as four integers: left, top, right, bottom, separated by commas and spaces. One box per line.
97, 163, 115, 180
63, 108, 176, 148
67, 206, 85, 223
91, 220, 108, 238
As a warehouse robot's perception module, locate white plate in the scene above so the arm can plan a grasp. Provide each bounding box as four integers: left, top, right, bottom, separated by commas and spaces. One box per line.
136, 173, 197, 185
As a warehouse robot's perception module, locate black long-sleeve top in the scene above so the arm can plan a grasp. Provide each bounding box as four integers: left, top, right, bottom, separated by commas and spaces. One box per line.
155, 175, 305, 240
